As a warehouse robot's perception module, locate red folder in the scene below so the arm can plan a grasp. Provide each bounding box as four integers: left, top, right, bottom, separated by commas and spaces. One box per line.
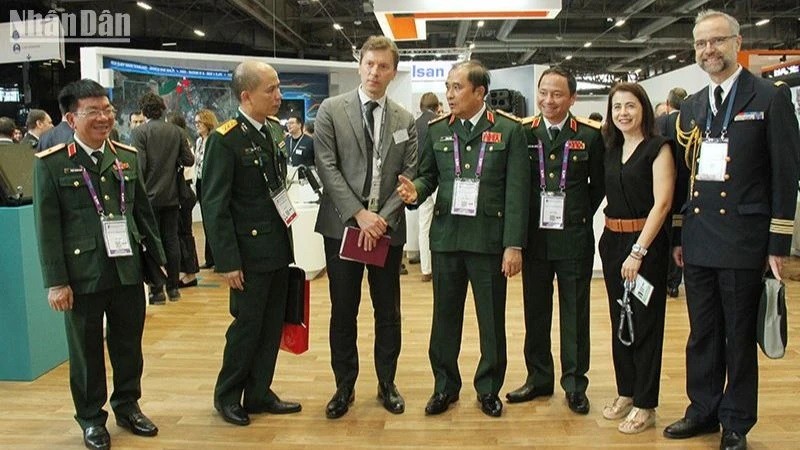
338, 226, 391, 267
280, 268, 309, 355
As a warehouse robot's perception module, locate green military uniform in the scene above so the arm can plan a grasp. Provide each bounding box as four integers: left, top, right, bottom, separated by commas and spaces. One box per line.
519, 113, 604, 394
413, 106, 530, 396
201, 112, 294, 410
33, 138, 165, 430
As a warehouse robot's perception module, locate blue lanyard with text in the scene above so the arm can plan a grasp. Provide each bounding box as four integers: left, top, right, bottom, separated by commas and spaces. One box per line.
536, 140, 570, 191
452, 133, 487, 178
704, 78, 739, 140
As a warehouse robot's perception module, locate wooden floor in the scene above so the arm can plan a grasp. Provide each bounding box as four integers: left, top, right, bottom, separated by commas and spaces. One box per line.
2, 228, 800, 449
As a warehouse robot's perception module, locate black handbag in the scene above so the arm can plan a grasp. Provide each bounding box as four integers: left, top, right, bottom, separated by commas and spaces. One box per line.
758, 272, 788, 359
285, 266, 307, 325
140, 239, 167, 286
177, 167, 197, 206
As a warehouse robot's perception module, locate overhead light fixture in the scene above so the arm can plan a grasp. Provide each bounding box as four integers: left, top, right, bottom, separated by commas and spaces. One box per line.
755, 19, 770, 26
615, 19, 626, 27
333, 23, 343, 30
477, 20, 485, 28
162, 42, 177, 47
583, 41, 592, 48
137, 1, 152, 10
667, 54, 677, 60
193, 29, 205, 37
565, 55, 573, 60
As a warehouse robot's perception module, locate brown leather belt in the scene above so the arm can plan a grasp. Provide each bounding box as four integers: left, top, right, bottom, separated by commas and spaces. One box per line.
605, 217, 647, 233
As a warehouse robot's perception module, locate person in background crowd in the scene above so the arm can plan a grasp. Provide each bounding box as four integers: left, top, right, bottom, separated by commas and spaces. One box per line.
167, 112, 200, 288
415, 92, 440, 283
599, 82, 674, 434
194, 108, 219, 269
131, 92, 194, 304
664, 10, 800, 450
654, 102, 668, 118
21, 109, 53, 149
38, 91, 75, 151
285, 114, 315, 167
12, 126, 23, 143
32, 78, 166, 450
130, 111, 146, 130
304, 121, 314, 137
654, 86, 688, 298
589, 112, 603, 122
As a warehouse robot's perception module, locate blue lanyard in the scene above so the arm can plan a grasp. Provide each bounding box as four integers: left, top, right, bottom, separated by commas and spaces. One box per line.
704, 78, 739, 140
452, 133, 488, 178
536, 140, 570, 191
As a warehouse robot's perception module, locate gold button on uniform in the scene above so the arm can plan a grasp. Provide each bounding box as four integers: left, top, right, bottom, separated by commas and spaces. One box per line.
549, 154, 556, 160
694, 207, 700, 214
108, 213, 114, 218
251, 229, 258, 236
74, 248, 80, 255
720, 209, 726, 215
104, 194, 110, 200
720, 191, 727, 198
549, 172, 555, 179
465, 163, 471, 169
724, 174, 730, 180
100, 176, 106, 182
497, 211, 503, 217
73, 181, 80, 187
466, 145, 472, 152
693, 191, 699, 197
124, 176, 129, 181
572, 155, 578, 161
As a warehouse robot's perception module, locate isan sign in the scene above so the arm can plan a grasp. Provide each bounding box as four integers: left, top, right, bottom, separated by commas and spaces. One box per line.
401, 61, 456, 82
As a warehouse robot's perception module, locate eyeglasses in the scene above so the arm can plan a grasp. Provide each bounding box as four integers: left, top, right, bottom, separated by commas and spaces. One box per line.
693, 35, 737, 50
74, 107, 117, 119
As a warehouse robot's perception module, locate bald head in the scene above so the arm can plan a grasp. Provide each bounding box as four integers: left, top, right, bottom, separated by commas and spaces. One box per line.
232, 60, 282, 121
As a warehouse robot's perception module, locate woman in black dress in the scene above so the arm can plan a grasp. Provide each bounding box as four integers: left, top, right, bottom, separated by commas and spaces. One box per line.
598, 83, 675, 434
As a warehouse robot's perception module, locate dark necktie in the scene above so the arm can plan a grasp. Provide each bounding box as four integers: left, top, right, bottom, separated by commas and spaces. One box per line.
549, 126, 560, 141
91, 151, 103, 167
260, 125, 269, 138
363, 100, 379, 197
463, 120, 473, 133
714, 85, 724, 112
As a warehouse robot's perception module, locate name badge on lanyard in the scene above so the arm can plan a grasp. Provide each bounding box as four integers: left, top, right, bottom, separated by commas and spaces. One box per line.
536, 139, 570, 229
271, 187, 298, 227
698, 80, 738, 182
81, 161, 133, 257
450, 132, 487, 217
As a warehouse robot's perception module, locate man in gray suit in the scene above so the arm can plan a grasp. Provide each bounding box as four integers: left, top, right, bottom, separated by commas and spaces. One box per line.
314, 35, 417, 419
38, 88, 75, 151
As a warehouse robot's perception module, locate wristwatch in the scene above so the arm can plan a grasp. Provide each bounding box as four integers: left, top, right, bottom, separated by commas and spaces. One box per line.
631, 243, 648, 257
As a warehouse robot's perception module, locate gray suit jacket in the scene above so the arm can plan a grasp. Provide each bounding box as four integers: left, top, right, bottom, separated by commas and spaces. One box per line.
131, 118, 194, 208
313, 89, 417, 245
37, 121, 73, 151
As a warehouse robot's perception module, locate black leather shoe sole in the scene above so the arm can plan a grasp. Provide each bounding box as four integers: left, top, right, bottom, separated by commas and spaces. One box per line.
663, 419, 719, 439
505, 385, 554, 403
115, 414, 158, 437
215, 404, 250, 426
247, 402, 302, 415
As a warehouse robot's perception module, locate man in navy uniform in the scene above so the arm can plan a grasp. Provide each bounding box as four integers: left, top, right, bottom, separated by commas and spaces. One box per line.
664, 10, 800, 450
33, 79, 166, 450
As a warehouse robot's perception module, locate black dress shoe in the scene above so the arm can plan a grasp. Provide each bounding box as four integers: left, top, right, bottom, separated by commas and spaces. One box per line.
326, 387, 354, 419
149, 291, 166, 305
83, 425, 110, 450
215, 403, 250, 426
167, 289, 181, 301
721, 430, 747, 450
478, 393, 503, 417
115, 411, 158, 436
566, 392, 590, 414
667, 285, 679, 298
246, 394, 302, 414
663, 417, 719, 439
424, 392, 459, 415
377, 382, 405, 414
178, 279, 198, 288
505, 384, 554, 403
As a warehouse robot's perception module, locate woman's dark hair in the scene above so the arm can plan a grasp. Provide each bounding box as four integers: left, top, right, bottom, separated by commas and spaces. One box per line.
601, 82, 655, 150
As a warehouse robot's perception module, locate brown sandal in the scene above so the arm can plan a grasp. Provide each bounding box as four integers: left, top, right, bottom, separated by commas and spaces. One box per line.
618, 407, 656, 434
602, 396, 633, 420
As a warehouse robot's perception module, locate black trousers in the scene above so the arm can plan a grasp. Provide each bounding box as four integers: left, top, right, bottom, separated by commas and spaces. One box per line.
177, 181, 199, 274
599, 229, 668, 409
214, 266, 288, 408
683, 263, 762, 434
152, 206, 180, 290
65, 284, 145, 429
195, 178, 214, 266
323, 237, 403, 390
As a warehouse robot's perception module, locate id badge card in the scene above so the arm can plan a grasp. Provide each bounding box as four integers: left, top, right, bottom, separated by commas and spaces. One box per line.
101, 217, 133, 258
696, 140, 728, 181
271, 187, 298, 227
631, 274, 654, 307
539, 191, 566, 229
451, 178, 480, 216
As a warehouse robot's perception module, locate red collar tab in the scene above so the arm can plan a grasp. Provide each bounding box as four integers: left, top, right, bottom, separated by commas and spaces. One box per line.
569, 118, 577, 132
532, 116, 541, 128
67, 142, 77, 157
448, 114, 456, 125
486, 110, 495, 124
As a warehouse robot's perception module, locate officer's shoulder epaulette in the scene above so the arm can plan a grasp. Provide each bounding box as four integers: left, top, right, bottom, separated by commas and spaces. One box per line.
574, 116, 601, 130
111, 140, 137, 153
774, 80, 788, 88
216, 119, 239, 135
428, 114, 448, 126
495, 109, 520, 122
520, 116, 536, 125
266, 115, 281, 124
35, 143, 65, 158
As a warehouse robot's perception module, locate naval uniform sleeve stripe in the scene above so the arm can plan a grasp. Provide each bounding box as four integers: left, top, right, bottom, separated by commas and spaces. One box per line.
672, 214, 683, 227
769, 225, 794, 235
770, 218, 794, 226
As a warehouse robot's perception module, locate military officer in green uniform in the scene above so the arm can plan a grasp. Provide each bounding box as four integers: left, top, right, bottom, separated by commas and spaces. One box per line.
33, 79, 166, 450
506, 67, 605, 415
202, 60, 301, 427
398, 60, 530, 418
